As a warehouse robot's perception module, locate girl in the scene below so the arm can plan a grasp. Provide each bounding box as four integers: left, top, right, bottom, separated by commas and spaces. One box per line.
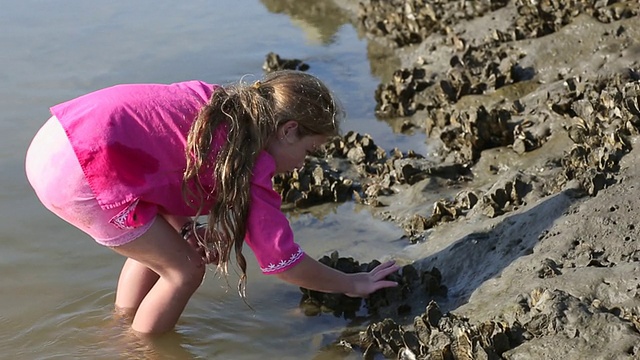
25, 70, 399, 334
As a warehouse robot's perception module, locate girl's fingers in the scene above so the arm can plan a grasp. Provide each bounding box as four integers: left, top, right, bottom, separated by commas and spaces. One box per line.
204, 249, 219, 265
375, 260, 397, 271
373, 261, 400, 279
184, 236, 214, 264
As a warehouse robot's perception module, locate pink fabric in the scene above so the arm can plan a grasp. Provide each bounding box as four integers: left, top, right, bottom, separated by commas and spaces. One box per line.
25, 116, 155, 246
245, 155, 304, 273
28, 81, 304, 273
51, 81, 217, 215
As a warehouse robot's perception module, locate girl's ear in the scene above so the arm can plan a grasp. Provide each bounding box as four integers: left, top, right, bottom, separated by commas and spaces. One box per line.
280, 120, 299, 144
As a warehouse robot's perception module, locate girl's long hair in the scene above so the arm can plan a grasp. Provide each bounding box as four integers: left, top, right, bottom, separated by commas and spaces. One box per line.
182, 70, 341, 297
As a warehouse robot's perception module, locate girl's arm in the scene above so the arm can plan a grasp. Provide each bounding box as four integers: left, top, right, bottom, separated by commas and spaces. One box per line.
273, 254, 399, 297
159, 213, 193, 232
159, 213, 216, 263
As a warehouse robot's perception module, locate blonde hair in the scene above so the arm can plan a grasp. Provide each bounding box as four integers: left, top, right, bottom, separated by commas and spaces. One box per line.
183, 70, 342, 297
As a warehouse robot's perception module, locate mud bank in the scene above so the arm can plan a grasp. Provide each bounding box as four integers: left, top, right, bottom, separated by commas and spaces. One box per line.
272, 1, 640, 359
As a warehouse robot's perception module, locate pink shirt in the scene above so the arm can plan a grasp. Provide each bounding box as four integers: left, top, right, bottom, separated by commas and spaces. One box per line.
51, 81, 304, 274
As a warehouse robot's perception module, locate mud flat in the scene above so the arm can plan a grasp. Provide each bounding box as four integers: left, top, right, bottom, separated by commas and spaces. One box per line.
272, 1, 640, 358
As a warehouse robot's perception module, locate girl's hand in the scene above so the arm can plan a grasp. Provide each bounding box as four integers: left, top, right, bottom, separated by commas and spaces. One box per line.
185, 224, 219, 265
345, 260, 400, 298
275, 255, 399, 296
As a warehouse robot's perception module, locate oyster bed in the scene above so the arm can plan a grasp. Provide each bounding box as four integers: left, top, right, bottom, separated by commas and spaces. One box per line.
271, 0, 640, 358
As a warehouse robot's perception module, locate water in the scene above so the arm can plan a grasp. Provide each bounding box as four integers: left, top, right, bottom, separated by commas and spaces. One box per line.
0, 1, 423, 358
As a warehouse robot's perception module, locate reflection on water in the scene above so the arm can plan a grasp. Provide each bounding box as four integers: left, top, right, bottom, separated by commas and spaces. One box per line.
260, 0, 402, 88
0, 0, 417, 359
261, 0, 349, 45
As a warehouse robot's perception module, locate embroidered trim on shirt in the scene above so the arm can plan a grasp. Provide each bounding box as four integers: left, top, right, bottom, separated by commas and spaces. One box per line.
261, 247, 304, 273
109, 199, 140, 230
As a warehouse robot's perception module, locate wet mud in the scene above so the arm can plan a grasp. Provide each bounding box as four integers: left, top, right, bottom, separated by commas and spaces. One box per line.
271, 0, 640, 358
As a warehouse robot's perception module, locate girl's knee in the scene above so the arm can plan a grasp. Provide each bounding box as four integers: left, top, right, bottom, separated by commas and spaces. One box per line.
174, 260, 206, 290
190, 263, 206, 287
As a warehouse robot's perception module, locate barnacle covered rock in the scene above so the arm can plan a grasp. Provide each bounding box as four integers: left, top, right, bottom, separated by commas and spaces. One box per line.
375, 68, 430, 118
299, 251, 446, 319
275, 131, 472, 209
262, 52, 309, 73
357, 0, 509, 48
554, 75, 640, 195
273, 157, 359, 208
346, 301, 522, 359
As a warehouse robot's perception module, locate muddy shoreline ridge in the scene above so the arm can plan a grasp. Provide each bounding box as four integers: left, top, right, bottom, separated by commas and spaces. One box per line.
266, 0, 640, 358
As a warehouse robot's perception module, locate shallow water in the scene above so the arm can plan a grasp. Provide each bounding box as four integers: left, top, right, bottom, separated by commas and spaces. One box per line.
0, 1, 424, 359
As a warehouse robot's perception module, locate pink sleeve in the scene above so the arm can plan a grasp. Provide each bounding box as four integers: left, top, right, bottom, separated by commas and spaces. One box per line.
244, 153, 305, 274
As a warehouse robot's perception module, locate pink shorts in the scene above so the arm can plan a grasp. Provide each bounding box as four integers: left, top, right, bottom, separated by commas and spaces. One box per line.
25, 116, 155, 246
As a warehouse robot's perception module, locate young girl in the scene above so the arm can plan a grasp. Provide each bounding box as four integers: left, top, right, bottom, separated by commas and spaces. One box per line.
25, 70, 399, 334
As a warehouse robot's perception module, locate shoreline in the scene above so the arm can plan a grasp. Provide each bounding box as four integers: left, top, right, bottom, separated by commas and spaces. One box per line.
285, 1, 640, 358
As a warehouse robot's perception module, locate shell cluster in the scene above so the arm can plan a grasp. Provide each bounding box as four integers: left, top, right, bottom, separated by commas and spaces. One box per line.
358, 0, 509, 48
262, 51, 309, 73
273, 131, 470, 210
340, 301, 521, 359
299, 251, 446, 319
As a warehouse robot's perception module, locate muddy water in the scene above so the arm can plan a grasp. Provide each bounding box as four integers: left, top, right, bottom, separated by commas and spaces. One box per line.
0, 0, 424, 359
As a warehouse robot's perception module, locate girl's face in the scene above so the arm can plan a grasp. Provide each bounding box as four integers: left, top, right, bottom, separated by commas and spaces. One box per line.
266, 121, 328, 174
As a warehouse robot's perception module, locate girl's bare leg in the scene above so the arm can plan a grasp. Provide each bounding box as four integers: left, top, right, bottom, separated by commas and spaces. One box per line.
114, 258, 160, 318
110, 216, 206, 334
